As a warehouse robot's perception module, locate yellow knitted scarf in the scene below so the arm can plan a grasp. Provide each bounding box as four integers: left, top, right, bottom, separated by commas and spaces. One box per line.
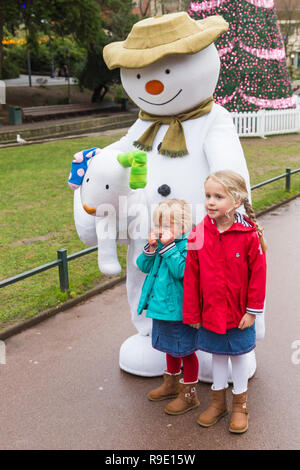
133, 97, 214, 158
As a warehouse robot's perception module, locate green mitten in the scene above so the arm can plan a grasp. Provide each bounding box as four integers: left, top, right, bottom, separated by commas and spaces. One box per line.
117, 150, 147, 189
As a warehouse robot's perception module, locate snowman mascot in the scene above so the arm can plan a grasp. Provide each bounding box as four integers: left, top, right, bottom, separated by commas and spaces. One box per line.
72, 12, 265, 380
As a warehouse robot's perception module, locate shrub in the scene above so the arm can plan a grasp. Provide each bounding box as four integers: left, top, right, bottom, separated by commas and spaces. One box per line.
52, 38, 86, 76
2, 38, 87, 77
2, 54, 20, 79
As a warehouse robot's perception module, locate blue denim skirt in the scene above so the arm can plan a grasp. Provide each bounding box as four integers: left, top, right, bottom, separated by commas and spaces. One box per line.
152, 319, 198, 357
196, 324, 256, 356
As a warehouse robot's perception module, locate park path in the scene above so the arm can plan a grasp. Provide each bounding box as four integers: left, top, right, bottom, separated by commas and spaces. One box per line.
0, 197, 300, 450
4, 74, 78, 87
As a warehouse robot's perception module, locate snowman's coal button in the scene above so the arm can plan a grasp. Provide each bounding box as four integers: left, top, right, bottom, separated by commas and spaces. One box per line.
158, 184, 171, 197
157, 142, 162, 152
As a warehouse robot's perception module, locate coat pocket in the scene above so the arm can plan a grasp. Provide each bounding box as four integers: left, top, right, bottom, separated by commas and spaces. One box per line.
167, 283, 176, 312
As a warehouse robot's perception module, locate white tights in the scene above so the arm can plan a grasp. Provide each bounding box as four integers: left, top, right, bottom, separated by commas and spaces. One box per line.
212, 353, 250, 395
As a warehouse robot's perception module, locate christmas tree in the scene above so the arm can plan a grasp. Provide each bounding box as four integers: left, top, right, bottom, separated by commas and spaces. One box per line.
189, 0, 296, 112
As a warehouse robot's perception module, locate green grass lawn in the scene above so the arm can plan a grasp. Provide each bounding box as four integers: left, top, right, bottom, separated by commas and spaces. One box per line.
242, 134, 300, 211
0, 133, 299, 329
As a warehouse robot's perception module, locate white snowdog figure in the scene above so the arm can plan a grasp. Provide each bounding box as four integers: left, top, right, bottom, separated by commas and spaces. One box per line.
71, 12, 265, 379
69, 147, 148, 276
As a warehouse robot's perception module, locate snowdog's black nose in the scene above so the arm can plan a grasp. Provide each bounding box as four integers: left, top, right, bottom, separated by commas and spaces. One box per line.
158, 184, 171, 197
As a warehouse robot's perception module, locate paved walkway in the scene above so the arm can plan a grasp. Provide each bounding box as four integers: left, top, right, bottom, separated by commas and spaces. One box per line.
4, 74, 78, 88
0, 198, 300, 450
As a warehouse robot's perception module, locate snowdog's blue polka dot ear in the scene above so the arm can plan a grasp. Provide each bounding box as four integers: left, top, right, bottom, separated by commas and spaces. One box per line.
68, 147, 101, 189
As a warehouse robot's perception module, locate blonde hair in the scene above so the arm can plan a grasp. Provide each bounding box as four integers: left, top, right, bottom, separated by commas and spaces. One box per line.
153, 199, 193, 234
205, 170, 267, 252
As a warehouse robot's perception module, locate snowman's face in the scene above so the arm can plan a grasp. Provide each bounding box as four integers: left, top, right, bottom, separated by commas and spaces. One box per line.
121, 44, 220, 116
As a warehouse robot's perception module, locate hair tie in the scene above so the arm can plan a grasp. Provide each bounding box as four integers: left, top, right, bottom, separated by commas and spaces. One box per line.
257, 227, 264, 237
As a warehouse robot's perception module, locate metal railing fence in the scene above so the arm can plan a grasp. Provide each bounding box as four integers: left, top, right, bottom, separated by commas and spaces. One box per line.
1, 168, 299, 293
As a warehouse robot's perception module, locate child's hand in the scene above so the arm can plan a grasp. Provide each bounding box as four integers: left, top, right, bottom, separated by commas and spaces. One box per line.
189, 323, 201, 329
160, 230, 175, 246
148, 228, 158, 252
238, 313, 256, 330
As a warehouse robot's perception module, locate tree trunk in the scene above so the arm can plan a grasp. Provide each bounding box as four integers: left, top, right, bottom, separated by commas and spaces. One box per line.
27, 47, 32, 87
139, 0, 151, 18
92, 83, 108, 103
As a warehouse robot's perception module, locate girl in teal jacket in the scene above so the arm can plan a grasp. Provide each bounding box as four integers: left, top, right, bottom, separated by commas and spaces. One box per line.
136, 199, 199, 416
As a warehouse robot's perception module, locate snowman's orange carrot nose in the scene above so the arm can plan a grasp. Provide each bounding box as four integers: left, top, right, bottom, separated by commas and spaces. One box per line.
145, 80, 164, 95
83, 204, 96, 214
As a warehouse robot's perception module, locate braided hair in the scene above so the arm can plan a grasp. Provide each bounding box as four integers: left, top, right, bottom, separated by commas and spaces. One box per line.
243, 199, 267, 252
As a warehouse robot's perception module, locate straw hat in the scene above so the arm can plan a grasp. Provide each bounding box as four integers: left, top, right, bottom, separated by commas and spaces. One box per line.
103, 12, 228, 70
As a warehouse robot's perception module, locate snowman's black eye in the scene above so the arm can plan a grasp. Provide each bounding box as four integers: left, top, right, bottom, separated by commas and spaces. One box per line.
165, 69, 170, 74
106, 184, 109, 189
137, 74, 141, 79
86, 178, 89, 183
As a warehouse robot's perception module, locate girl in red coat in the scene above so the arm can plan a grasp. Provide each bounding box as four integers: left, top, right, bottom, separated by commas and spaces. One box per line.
183, 170, 267, 434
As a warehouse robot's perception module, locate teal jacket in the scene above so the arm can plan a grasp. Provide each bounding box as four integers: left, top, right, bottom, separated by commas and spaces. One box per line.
136, 234, 189, 321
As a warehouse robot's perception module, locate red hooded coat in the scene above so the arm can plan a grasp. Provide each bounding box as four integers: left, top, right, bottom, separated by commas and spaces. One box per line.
182, 214, 267, 334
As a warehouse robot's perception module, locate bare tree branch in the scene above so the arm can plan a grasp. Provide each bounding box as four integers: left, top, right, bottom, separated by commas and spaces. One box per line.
139, 0, 152, 17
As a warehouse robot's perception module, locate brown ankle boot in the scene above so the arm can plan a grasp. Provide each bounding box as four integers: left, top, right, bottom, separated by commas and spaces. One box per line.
164, 379, 200, 415
147, 371, 181, 401
197, 388, 228, 427
229, 391, 249, 434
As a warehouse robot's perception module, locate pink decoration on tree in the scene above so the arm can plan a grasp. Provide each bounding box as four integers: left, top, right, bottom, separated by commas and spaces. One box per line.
218, 41, 235, 57
189, 0, 227, 12
245, 0, 274, 8
215, 91, 237, 105
189, 0, 274, 12
239, 42, 285, 60
239, 92, 296, 109
217, 37, 286, 60
215, 90, 296, 108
